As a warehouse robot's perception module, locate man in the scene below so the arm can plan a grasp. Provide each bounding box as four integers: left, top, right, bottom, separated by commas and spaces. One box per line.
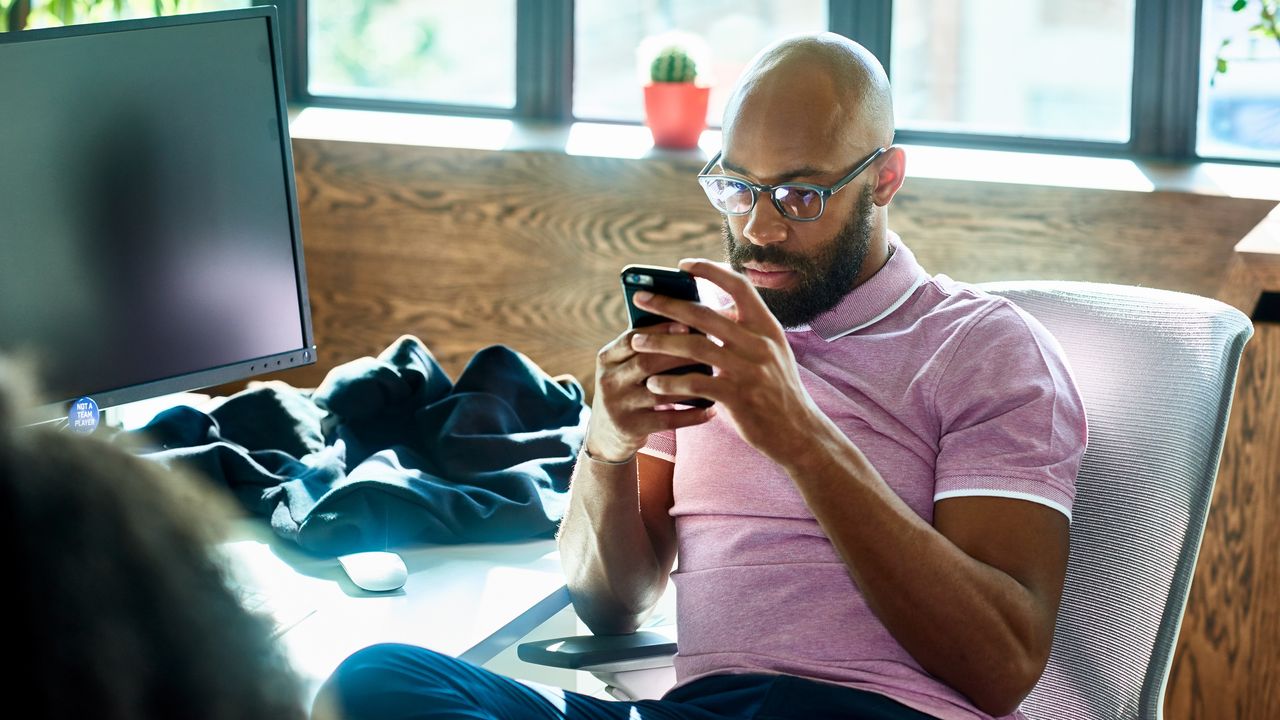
317, 32, 1086, 720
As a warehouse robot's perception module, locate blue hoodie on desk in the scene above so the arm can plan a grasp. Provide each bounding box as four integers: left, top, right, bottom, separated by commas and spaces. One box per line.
124, 336, 589, 556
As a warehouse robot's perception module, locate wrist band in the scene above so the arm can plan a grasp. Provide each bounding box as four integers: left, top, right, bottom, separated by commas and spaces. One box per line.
581, 446, 636, 465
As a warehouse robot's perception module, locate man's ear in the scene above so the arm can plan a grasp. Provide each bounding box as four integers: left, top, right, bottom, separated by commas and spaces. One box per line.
872, 146, 907, 207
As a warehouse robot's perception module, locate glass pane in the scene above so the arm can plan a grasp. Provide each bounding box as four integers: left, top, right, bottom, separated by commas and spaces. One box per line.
308, 0, 516, 109
891, 0, 1135, 142
574, 0, 827, 125
1198, 0, 1280, 162
8, 0, 247, 30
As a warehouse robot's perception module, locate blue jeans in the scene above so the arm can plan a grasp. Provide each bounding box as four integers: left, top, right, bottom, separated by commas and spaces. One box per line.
315, 643, 939, 720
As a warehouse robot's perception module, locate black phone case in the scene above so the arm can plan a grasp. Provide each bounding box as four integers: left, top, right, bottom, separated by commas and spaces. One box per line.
620, 265, 714, 408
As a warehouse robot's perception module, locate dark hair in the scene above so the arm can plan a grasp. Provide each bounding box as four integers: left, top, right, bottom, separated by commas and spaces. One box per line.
0, 362, 304, 719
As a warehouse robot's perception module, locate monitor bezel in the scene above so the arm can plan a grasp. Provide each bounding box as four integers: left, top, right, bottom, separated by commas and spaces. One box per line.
2, 7, 317, 424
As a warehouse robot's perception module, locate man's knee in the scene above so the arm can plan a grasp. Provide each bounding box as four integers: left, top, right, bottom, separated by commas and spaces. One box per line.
315, 643, 462, 719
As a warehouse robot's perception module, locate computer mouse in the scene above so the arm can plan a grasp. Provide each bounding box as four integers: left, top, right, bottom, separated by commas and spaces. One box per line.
337, 551, 408, 592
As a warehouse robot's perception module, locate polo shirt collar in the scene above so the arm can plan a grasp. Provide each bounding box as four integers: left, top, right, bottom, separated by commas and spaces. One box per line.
787, 232, 929, 341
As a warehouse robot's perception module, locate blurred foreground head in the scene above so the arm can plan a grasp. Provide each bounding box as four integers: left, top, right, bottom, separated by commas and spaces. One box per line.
0, 360, 304, 719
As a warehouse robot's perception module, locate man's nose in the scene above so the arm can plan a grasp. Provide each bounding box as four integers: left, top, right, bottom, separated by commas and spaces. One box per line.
741, 195, 788, 246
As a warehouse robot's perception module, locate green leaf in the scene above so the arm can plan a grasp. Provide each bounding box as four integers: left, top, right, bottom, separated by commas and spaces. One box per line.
1248, 21, 1279, 38
1217, 57, 1229, 74
1232, 0, 1248, 11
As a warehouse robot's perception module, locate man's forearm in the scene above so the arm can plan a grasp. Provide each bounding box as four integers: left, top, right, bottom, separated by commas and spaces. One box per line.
557, 452, 668, 635
784, 417, 1055, 716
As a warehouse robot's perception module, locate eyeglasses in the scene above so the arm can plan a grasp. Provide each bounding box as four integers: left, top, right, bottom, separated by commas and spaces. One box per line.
697, 147, 887, 222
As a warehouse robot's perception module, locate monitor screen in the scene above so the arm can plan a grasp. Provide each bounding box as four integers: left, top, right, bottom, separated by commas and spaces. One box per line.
0, 8, 315, 421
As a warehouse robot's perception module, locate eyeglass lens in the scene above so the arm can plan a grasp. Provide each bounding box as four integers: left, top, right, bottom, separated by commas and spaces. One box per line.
700, 178, 823, 220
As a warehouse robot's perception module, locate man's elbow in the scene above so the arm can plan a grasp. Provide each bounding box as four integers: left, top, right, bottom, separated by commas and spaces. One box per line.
566, 586, 648, 637
574, 605, 642, 636
968, 649, 1050, 717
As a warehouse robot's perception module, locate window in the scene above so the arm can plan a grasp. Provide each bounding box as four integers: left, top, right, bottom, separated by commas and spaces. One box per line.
1197, 0, 1280, 162
3, 0, 247, 30
890, 0, 1136, 143
307, 0, 516, 109
172, 0, 1276, 165
574, 0, 826, 125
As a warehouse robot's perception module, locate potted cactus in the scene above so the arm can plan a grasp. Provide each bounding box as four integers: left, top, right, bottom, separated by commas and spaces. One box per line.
643, 43, 710, 149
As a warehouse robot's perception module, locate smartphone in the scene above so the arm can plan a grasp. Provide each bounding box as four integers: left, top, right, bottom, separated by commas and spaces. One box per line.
620, 264, 714, 409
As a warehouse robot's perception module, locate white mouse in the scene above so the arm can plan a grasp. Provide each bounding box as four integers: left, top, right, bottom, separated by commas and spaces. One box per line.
337, 551, 408, 592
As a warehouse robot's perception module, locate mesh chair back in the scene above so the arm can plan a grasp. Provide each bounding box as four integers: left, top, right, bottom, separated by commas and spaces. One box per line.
981, 282, 1252, 720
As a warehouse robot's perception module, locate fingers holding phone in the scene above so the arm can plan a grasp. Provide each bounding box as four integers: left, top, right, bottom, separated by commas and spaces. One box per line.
582, 266, 719, 462
587, 321, 714, 462
620, 265, 714, 409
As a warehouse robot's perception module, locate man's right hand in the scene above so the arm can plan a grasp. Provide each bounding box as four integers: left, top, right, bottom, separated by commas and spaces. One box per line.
562, 324, 691, 634
584, 322, 717, 462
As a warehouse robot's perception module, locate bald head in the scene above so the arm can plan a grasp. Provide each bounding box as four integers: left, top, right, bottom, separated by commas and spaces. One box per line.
722, 33, 894, 161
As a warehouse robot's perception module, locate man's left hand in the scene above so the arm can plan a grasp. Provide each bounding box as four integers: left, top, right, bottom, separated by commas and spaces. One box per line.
630, 258, 823, 463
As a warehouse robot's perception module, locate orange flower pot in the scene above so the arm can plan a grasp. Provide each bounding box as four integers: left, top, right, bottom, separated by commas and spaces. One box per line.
644, 83, 711, 150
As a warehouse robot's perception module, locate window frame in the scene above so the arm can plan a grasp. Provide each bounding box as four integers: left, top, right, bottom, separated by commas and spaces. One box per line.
276, 0, 1277, 166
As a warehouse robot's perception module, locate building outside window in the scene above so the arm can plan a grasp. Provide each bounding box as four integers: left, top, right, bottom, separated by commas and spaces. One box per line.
891, 0, 1135, 143
308, 0, 516, 110
1198, 0, 1280, 162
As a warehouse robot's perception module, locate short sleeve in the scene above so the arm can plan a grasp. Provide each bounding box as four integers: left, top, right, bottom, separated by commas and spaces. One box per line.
932, 301, 1087, 521
639, 429, 676, 463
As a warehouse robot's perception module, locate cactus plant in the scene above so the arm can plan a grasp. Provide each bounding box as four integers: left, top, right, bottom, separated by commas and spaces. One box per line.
641, 35, 709, 148
650, 46, 698, 84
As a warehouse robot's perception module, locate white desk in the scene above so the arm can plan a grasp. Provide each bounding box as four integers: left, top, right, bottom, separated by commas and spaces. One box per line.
220, 521, 571, 704
117, 394, 574, 703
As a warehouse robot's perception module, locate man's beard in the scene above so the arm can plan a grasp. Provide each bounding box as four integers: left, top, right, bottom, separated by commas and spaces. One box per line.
723, 185, 875, 328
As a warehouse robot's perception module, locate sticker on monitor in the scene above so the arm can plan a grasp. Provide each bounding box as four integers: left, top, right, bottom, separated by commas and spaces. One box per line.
68, 397, 100, 434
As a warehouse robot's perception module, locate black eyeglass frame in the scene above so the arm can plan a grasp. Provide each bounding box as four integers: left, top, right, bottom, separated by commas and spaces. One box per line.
697, 146, 888, 222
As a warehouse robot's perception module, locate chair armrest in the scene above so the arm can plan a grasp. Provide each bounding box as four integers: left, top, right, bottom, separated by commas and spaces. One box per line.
517, 629, 677, 671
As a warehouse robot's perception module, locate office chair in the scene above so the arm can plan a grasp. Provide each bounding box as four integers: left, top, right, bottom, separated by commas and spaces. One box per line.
520, 281, 1254, 719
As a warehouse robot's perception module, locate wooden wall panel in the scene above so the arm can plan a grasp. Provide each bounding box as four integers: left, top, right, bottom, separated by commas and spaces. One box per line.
219, 137, 1278, 720
1166, 322, 1280, 720
275, 140, 724, 393
893, 183, 1274, 306
260, 138, 1276, 398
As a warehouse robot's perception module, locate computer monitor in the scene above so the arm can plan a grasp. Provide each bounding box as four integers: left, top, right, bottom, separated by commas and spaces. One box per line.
0, 7, 315, 425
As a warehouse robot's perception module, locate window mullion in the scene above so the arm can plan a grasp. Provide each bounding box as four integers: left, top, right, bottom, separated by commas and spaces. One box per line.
516, 0, 573, 121
1131, 0, 1203, 159
828, 0, 893, 74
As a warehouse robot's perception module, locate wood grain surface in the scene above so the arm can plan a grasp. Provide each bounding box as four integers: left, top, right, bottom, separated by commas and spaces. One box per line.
215, 138, 1279, 719
1166, 322, 1280, 720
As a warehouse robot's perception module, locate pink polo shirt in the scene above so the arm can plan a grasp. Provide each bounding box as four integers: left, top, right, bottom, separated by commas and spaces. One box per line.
640, 233, 1087, 720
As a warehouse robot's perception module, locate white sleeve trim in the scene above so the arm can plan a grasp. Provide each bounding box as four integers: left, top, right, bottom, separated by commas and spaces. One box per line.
638, 446, 676, 463
934, 489, 1072, 522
